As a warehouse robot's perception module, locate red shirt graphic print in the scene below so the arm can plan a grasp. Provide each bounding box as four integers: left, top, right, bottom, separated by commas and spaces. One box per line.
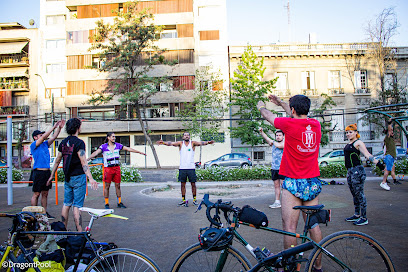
274, 117, 321, 179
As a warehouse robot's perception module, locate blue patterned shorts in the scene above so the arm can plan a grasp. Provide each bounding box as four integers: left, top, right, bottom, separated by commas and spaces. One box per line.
282, 177, 322, 201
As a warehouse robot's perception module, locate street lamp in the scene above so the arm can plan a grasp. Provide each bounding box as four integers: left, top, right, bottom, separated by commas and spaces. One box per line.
35, 73, 55, 155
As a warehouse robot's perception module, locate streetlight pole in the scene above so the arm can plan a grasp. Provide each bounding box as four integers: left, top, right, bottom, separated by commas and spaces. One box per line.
35, 73, 55, 155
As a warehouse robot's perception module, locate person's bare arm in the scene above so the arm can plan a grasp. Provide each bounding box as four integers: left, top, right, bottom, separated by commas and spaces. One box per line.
122, 146, 146, 156
87, 148, 102, 161
268, 95, 291, 116
47, 152, 62, 186
273, 138, 285, 149
78, 149, 98, 190
257, 101, 279, 127
355, 140, 380, 165
193, 140, 215, 147
258, 127, 274, 145
156, 140, 181, 147
35, 122, 59, 147
48, 120, 65, 146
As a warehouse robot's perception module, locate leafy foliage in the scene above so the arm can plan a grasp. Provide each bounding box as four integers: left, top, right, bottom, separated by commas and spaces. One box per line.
311, 94, 337, 147
319, 163, 347, 178
0, 168, 23, 184
229, 46, 277, 147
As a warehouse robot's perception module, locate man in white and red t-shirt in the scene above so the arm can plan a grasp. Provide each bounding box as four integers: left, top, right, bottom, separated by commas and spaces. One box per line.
257, 94, 322, 271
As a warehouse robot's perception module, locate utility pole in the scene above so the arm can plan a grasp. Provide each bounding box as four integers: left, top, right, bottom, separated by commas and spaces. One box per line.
35, 74, 55, 155
284, 0, 291, 42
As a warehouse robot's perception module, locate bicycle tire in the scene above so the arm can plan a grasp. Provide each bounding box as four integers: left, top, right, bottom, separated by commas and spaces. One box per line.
306, 230, 395, 272
84, 248, 161, 272
171, 243, 252, 272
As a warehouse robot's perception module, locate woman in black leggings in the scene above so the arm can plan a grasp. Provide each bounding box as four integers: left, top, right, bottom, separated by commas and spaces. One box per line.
344, 124, 384, 226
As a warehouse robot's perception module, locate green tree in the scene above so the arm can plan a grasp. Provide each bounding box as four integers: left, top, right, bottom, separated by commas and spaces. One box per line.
311, 94, 337, 147
179, 66, 228, 162
88, 1, 176, 168
229, 46, 277, 158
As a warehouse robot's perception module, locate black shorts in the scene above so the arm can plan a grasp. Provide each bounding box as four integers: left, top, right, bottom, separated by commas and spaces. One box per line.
32, 169, 52, 193
271, 169, 285, 181
178, 169, 197, 183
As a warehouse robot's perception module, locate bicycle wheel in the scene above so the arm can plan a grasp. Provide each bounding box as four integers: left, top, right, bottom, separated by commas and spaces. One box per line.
171, 243, 252, 272
306, 230, 395, 272
84, 248, 161, 272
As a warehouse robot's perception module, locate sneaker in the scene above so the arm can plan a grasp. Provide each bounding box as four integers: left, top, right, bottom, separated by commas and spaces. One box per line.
269, 202, 281, 209
380, 182, 391, 191
117, 202, 127, 208
193, 200, 198, 206
178, 200, 188, 207
386, 180, 391, 184
393, 180, 402, 185
46, 212, 55, 219
105, 204, 110, 209
345, 214, 360, 222
353, 217, 368, 226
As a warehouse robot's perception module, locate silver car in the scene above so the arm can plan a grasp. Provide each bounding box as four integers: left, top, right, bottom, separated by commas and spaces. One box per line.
203, 153, 252, 169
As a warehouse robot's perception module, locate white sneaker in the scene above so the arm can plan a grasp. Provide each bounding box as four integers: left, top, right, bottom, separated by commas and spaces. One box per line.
269, 201, 281, 209
380, 182, 390, 191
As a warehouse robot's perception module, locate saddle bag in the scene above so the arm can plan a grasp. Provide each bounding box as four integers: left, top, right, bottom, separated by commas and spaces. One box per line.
238, 205, 268, 228
308, 209, 331, 229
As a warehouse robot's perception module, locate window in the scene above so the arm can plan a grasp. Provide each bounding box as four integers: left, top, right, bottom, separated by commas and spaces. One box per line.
92, 56, 105, 69
301, 71, 315, 90
328, 71, 342, 94
46, 15, 65, 25
276, 72, 288, 90
46, 63, 66, 73
354, 70, 368, 93
134, 133, 184, 146
78, 107, 116, 120
384, 73, 396, 91
160, 30, 178, 39
45, 88, 66, 98
46, 39, 65, 49
254, 151, 265, 161
67, 31, 90, 44
160, 82, 173, 92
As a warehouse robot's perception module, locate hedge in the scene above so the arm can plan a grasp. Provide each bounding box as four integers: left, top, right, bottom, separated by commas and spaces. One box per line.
0, 168, 24, 184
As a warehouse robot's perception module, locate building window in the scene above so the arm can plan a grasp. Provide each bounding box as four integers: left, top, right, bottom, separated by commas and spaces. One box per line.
275, 72, 289, 96
160, 30, 178, 39
301, 71, 317, 96
328, 71, 343, 95
254, 151, 265, 161
384, 73, 396, 91
134, 133, 184, 146
78, 107, 116, 120
45, 88, 66, 98
67, 30, 90, 44
46, 15, 65, 25
46, 63, 66, 73
46, 39, 65, 49
354, 70, 369, 93
92, 56, 105, 69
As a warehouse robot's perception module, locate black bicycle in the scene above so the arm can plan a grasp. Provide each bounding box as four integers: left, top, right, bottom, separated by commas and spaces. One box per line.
0, 207, 161, 272
171, 194, 395, 272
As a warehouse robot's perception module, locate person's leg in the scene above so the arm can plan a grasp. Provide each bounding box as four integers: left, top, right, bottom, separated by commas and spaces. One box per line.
178, 170, 188, 204
61, 205, 70, 229
189, 170, 197, 203
181, 182, 186, 199
40, 190, 49, 211
281, 189, 302, 249
104, 182, 111, 206
72, 207, 82, 232
303, 196, 322, 269
382, 169, 389, 183
347, 170, 360, 217
274, 179, 281, 202
31, 192, 40, 206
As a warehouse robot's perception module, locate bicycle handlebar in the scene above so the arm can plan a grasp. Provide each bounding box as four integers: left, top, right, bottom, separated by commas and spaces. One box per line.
198, 194, 239, 227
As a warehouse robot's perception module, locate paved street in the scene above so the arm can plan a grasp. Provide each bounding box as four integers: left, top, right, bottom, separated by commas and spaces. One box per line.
1, 175, 407, 271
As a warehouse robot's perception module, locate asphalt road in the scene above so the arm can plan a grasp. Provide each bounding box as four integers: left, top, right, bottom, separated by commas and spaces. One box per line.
0, 176, 407, 271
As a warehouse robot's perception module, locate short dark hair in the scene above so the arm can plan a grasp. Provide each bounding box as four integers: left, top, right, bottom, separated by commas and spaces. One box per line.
275, 130, 284, 136
66, 118, 82, 135
289, 95, 311, 116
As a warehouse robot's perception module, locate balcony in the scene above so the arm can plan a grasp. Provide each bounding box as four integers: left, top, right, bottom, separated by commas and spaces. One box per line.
302, 89, 319, 96
274, 89, 291, 97
354, 88, 371, 95
328, 88, 344, 95
0, 106, 29, 116
0, 54, 29, 67
0, 78, 29, 91
329, 130, 375, 142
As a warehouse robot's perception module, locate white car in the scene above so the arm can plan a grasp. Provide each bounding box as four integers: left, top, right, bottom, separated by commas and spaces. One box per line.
50, 157, 63, 168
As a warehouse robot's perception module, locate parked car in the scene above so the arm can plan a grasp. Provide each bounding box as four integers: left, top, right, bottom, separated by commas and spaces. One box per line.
373, 147, 407, 161
318, 150, 345, 167
90, 157, 104, 165
0, 159, 6, 167
203, 153, 252, 169
50, 157, 63, 168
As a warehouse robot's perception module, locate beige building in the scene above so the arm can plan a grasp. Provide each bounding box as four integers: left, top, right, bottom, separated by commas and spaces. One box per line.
0, 23, 40, 166
229, 43, 408, 164
39, 0, 231, 168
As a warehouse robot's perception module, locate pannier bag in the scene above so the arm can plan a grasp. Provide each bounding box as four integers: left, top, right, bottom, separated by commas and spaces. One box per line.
307, 209, 331, 229
238, 205, 268, 228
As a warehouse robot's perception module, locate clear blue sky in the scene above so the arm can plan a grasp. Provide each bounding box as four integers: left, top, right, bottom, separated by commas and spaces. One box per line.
0, 0, 407, 46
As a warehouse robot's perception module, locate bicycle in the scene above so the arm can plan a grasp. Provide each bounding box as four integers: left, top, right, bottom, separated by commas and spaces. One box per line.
171, 194, 395, 272
0, 207, 161, 272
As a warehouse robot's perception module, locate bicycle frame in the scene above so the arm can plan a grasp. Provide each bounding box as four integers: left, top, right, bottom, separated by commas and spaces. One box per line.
213, 210, 351, 272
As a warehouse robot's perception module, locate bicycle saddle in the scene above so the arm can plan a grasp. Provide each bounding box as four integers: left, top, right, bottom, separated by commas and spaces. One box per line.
293, 204, 324, 211
80, 207, 114, 217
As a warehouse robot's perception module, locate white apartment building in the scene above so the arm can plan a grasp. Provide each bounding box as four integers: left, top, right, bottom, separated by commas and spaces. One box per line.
39, 0, 231, 168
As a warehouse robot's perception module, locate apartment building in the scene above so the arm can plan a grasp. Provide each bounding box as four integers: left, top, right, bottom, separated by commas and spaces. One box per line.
0, 22, 39, 167
229, 43, 408, 164
39, 0, 230, 167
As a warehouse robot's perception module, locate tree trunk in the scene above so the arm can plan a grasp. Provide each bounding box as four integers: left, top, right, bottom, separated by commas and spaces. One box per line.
136, 105, 161, 169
